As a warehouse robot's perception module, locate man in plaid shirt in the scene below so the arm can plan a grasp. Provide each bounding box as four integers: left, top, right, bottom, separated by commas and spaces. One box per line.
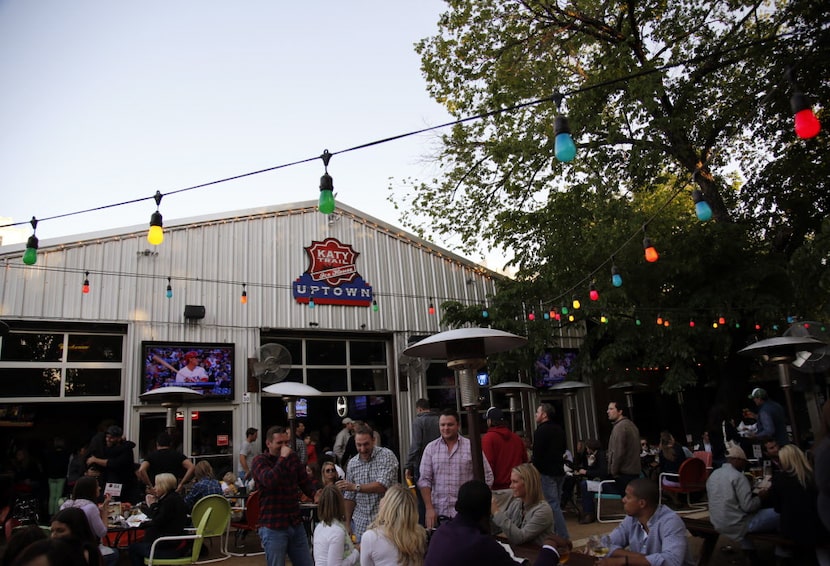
336, 422, 399, 541
418, 408, 494, 529
252, 425, 319, 566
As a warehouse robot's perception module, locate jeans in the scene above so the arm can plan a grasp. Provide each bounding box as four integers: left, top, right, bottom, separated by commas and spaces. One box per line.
540, 474, 569, 538
258, 525, 313, 566
739, 508, 781, 551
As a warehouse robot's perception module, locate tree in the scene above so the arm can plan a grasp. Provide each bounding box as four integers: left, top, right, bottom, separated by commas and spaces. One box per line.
394, 0, 829, 391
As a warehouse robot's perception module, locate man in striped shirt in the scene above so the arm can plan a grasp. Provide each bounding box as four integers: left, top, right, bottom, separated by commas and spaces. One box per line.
418, 408, 494, 529
252, 425, 320, 566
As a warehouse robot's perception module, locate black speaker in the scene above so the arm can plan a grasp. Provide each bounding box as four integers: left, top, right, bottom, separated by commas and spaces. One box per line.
183, 305, 206, 320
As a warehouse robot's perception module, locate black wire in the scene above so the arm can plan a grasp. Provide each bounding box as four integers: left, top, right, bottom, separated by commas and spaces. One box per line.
0, 31, 792, 231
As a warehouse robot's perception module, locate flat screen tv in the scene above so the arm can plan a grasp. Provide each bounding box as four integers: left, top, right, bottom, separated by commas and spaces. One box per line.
533, 349, 578, 389
141, 341, 234, 399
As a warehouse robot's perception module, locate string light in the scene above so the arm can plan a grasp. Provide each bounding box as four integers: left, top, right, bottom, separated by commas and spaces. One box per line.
691, 190, 713, 222
552, 93, 577, 163
318, 150, 336, 215
22, 217, 39, 266
148, 191, 164, 246
428, 298, 435, 315
611, 264, 623, 288
372, 300, 378, 312
240, 284, 247, 305
572, 296, 581, 310
165, 277, 172, 299
657, 314, 664, 325
589, 283, 599, 301
787, 68, 821, 139
82, 271, 90, 294
643, 233, 659, 263
308, 297, 315, 309
689, 319, 695, 328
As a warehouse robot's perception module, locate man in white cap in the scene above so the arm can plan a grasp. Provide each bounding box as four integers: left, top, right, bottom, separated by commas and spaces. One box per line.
745, 387, 789, 446
706, 443, 779, 560
333, 417, 354, 464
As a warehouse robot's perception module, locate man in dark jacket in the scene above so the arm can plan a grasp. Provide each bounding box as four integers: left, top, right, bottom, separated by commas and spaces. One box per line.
404, 398, 440, 525
532, 403, 569, 538
85, 425, 140, 503
482, 406, 528, 490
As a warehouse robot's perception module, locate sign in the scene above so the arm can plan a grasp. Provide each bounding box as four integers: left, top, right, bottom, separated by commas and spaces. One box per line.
217, 434, 229, 447
292, 237, 373, 306
104, 483, 122, 497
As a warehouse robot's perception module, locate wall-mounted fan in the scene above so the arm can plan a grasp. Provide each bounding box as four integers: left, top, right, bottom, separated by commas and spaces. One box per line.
399, 354, 431, 383
785, 322, 830, 374
254, 343, 292, 385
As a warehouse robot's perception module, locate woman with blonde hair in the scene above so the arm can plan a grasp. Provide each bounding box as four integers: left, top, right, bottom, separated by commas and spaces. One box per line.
128, 473, 188, 566
313, 485, 359, 566
360, 484, 425, 566
768, 444, 829, 565
490, 463, 554, 545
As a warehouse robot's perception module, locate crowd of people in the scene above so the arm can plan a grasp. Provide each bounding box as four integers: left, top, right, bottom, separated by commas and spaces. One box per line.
4, 391, 830, 566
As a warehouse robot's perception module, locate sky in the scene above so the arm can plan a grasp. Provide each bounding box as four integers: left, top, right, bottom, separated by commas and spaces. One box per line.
0, 2, 502, 264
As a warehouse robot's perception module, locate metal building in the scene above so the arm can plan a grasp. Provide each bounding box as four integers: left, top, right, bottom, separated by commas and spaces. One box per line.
0, 201, 512, 475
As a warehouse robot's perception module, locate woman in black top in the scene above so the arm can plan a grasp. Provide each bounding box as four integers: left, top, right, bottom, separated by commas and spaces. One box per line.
128, 473, 188, 566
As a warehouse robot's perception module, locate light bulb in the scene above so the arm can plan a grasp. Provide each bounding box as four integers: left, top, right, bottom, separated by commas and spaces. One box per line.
572, 297, 581, 310
691, 190, 713, 222
148, 211, 164, 245
23, 234, 39, 265
611, 265, 622, 287
528, 312, 535, 321
600, 315, 608, 324
166, 286, 173, 299
428, 302, 435, 315
718, 316, 726, 325
689, 320, 695, 328
482, 309, 489, 318
643, 237, 659, 262
241, 290, 248, 304
589, 284, 599, 301
568, 314, 575, 322
82, 274, 90, 294
319, 173, 336, 214
553, 116, 576, 162
791, 92, 821, 139
372, 300, 378, 312
657, 316, 663, 325
309, 297, 315, 309
543, 312, 550, 320
635, 318, 642, 326
561, 306, 569, 315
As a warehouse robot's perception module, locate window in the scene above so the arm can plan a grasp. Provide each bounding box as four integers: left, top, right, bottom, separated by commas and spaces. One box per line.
261, 336, 390, 394
0, 331, 125, 399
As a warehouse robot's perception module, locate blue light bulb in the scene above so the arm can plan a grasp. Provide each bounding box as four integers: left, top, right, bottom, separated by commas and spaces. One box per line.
691, 190, 712, 222
612, 273, 623, 287
553, 116, 576, 162
482, 310, 489, 318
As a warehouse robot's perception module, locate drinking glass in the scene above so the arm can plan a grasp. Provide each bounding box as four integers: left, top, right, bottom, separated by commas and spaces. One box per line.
762, 460, 772, 479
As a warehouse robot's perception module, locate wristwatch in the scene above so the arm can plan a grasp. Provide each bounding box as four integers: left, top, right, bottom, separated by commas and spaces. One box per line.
355, 484, 361, 493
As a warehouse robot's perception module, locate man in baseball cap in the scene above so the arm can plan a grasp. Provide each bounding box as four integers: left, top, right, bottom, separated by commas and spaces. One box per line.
746, 387, 789, 446
333, 418, 354, 463
706, 442, 779, 558
481, 406, 527, 490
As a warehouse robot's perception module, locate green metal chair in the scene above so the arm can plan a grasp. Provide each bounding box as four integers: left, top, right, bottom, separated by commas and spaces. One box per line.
144, 507, 211, 566
189, 494, 232, 563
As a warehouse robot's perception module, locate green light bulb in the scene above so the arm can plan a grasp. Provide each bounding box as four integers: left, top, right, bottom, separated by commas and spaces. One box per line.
319, 172, 336, 214
23, 247, 37, 265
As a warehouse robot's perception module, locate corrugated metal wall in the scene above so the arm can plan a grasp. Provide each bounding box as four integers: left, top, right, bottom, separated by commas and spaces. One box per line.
0, 201, 509, 458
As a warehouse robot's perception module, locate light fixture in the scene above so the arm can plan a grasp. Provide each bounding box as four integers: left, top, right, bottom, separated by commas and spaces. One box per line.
148, 191, 164, 246
611, 264, 623, 287
22, 217, 39, 266
643, 234, 659, 263
372, 300, 378, 312
240, 284, 247, 305
165, 277, 173, 299
82, 271, 90, 294
318, 150, 336, 214
589, 283, 599, 301
691, 189, 713, 222
572, 296, 581, 310
308, 297, 315, 309
428, 299, 435, 315
551, 93, 576, 162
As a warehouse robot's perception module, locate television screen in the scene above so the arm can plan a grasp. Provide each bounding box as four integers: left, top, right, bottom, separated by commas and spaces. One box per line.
141, 341, 234, 399
533, 349, 578, 388
477, 371, 489, 386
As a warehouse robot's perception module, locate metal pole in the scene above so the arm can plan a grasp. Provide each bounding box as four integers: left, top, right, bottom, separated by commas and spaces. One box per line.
778, 365, 800, 446
457, 367, 485, 481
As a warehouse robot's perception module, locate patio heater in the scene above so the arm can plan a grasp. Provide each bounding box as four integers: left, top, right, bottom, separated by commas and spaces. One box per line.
263, 382, 323, 443
548, 380, 592, 452
607, 381, 647, 421
403, 328, 527, 481
139, 386, 204, 434
490, 380, 536, 432
738, 335, 825, 446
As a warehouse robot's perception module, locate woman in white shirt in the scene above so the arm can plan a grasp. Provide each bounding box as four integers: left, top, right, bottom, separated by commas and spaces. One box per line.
313, 485, 359, 566
360, 484, 426, 566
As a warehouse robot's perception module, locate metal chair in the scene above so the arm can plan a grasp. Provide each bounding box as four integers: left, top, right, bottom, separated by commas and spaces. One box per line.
596, 479, 625, 523
659, 457, 708, 513
692, 451, 713, 478
228, 491, 264, 557
144, 507, 211, 566
189, 494, 232, 563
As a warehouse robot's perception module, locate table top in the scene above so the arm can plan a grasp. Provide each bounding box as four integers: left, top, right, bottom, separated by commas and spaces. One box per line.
508, 540, 594, 565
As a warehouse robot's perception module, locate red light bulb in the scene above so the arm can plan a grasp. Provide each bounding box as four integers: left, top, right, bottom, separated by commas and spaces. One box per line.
689, 320, 695, 328
791, 92, 821, 139
528, 312, 535, 321
589, 284, 599, 301
643, 237, 659, 263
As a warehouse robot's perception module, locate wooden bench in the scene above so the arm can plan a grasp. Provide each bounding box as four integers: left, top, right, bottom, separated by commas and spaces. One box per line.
682, 516, 795, 566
